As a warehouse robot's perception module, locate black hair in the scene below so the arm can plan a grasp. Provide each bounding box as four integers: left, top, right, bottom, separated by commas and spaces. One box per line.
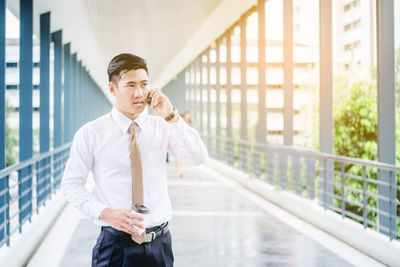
107, 53, 148, 83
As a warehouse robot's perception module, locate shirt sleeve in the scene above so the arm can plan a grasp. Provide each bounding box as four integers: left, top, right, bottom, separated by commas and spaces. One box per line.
167, 115, 208, 165
61, 124, 108, 220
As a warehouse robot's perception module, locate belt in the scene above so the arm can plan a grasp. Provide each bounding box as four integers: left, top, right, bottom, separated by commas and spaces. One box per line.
101, 222, 169, 243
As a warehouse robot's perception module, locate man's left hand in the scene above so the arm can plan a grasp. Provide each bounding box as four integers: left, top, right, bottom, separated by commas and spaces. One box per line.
148, 89, 174, 119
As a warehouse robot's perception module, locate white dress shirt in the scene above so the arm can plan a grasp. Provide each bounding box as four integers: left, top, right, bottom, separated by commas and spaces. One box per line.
61, 106, 208, 227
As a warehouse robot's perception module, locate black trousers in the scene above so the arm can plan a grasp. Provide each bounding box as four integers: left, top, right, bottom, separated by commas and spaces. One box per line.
92, 227, 174, 267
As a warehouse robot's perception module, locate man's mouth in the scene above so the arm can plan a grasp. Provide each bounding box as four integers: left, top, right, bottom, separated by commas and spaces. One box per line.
132, 100, 145, 105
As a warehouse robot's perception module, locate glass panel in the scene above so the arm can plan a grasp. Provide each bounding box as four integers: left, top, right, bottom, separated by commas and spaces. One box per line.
231, 89, 241, 139
293, 0, 319, 148
247, 89, 258, 142
195, 63, 201, 85
266, 0, 284, 143
246, 12, 258, 63
219, 37, 227, 63
266, 89, 283, 108
202, 67, 208, 85
395, 0, 400, 166
231, 26, 241, 63
332, 0, 377, 160
220, 89, 227, 137
231, 67, 241, 85
247, 67, 258, 85
220, 67, 227, 85
210, 67, 216, 85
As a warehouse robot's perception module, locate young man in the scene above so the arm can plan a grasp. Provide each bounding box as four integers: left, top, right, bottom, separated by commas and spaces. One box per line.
61, 53, 208, 266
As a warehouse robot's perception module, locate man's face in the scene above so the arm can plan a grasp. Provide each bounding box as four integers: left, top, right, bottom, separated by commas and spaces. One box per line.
109, 68, 150, 119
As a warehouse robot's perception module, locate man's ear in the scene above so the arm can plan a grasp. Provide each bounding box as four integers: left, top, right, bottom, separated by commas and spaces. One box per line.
109, 81, 117, 96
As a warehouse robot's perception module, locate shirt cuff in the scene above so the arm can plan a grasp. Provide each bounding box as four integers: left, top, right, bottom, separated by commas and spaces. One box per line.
90, 201, 108, 221
167, 115, 185, 129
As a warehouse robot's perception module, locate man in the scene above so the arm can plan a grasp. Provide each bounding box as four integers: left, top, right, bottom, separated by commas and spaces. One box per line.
61, 53, 208, 266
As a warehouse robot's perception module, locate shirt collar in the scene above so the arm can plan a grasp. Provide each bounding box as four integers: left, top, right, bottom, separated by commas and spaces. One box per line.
111, 106, 145, 134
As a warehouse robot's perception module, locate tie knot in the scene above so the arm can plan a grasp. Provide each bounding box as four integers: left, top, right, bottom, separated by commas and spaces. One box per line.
128, 122, 138, 136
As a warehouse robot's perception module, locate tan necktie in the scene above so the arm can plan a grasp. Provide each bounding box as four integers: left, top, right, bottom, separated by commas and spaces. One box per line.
128, 122, 146, 244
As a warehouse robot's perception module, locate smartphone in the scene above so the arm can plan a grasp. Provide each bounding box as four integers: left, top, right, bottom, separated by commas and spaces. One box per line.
146, 92, 152, 106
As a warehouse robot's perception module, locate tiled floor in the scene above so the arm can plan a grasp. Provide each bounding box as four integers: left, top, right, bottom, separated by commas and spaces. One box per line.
59, 164, 354, 267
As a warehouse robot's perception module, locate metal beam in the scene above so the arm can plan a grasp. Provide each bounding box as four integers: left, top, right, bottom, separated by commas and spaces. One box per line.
63, 43, 71, 142
226, 29, 232, 139
71, 53, 77, 134
78, 61, 82, 127
256, 0, 266, 144
197, 59, 201, 131
52, 30, 62, 148
19, 0, 33, 161
215, 39, 221, 159
199, 58, 203, 135
0, 0, 5, 169
240, 15, 247, 141
376, 0, 396, 239
0, 0, 6, 246
283, 0, 293, 146
40, 13, 50, 154
319, 0, 333, 207
207, 48, 212, 152
240, 14, 247, 171
18, 0, 33, 231
226, 28, 233, 166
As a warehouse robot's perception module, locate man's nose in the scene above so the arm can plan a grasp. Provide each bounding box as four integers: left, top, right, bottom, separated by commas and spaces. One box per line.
133, 88, 144, 97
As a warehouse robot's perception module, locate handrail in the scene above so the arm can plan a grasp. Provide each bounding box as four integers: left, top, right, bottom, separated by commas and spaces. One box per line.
0, 142, 72, 178
201, 133, 400, 241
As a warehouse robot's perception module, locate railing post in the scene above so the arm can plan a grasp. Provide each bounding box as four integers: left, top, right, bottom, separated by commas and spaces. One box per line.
388, 170, 396, 240
362, 166, 367, 228
279, 150, 287, 190
306, 157, 315, 199
341, 163, 345, 219
322, 158, 327, 209
293, 153, 301, 195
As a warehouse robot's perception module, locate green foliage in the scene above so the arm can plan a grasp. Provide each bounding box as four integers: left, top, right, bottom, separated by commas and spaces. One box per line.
333, 80, 379, 226
5, 98, 18, 167
334, 80, 377, 161
396, 47, 400, 107
333, 47, 400, 236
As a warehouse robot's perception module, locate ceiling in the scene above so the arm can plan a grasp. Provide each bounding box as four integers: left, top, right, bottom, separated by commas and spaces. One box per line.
7, 0, 223, 103
7, 0, 256, 104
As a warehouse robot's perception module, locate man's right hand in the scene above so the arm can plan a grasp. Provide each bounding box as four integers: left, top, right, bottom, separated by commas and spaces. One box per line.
99, 208, 145, 235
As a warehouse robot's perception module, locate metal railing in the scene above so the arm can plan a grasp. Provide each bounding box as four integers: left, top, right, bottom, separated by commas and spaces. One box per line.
203, 134, 400, 241
0, 143, 71, 248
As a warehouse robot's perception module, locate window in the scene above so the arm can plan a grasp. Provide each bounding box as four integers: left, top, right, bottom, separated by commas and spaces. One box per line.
344, 0, 360, 12
344, 19, 361, 32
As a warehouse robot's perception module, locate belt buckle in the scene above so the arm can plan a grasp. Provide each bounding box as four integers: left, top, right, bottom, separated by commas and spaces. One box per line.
145, 231, 156, 242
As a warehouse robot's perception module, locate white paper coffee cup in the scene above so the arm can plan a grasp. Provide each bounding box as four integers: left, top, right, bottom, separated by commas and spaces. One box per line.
131, 204, 150, 234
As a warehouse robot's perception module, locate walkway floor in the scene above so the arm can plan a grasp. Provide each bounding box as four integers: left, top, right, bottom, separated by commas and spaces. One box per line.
31, 162, 382, 267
